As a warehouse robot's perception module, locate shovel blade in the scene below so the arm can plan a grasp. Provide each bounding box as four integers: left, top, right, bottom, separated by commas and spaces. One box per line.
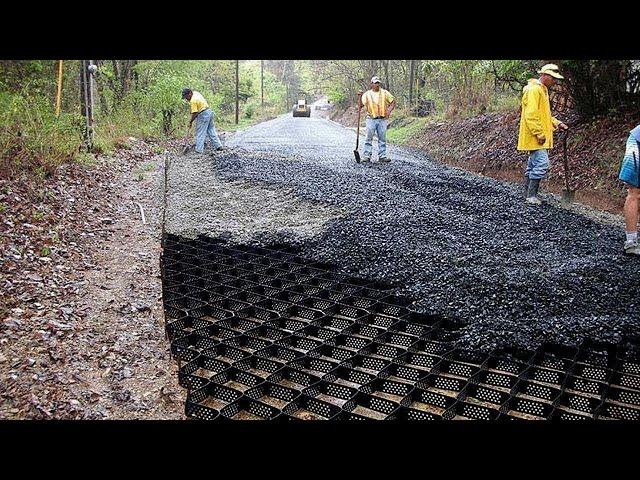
354, 150, 361, 163
561, 190, 575, 206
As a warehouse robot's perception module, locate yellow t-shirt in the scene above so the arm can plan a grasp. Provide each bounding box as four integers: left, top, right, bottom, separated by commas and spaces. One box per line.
361, 88, 394, 118
189, 91, 209, 114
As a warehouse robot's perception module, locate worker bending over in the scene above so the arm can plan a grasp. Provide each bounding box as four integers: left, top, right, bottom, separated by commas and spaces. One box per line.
181, 87, 224, 154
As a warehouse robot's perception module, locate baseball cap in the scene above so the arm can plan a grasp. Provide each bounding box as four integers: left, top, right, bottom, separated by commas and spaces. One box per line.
371, 76, 381, 84
538, 64, 564, 79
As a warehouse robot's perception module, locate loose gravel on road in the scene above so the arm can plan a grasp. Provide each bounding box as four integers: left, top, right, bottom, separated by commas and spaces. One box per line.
166, 151, 345, 245
165, 115, 640, 352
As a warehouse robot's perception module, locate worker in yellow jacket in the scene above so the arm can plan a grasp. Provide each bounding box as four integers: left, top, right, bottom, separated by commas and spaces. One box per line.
517, 64, 569, 204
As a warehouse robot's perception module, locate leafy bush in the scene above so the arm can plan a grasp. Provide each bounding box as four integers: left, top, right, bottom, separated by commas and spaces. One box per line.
244, 101, 256, 119
0, 90, 83, 178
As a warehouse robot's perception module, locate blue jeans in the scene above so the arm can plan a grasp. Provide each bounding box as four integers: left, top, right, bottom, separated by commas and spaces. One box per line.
363, 118, 388, 158
195, 108, 222, 153
524, 149, 550, 180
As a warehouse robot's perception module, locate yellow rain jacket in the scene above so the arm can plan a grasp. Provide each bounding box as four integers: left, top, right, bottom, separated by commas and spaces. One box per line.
517, 79, 561, 151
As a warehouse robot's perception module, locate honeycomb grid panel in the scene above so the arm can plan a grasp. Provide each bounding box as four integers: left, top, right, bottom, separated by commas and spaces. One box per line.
161, 235, 640, 421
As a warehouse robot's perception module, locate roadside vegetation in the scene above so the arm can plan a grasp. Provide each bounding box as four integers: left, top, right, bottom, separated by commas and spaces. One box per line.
0, 60, 314, 180
311, 60, 640, 211
311, 60, 639, 120
2, 59, 639, 212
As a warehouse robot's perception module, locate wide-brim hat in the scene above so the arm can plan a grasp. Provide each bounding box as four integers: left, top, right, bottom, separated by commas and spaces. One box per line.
538, 64, 564, 79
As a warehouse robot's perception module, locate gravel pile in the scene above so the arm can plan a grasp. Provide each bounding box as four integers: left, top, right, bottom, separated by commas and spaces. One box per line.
165, 115, 640, 351
165, 150, 345, 245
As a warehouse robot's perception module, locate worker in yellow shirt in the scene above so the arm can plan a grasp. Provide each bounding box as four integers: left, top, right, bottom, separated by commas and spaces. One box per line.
517, 64, 569, 204
357, 76, 396, 163
181, 87, 223, 154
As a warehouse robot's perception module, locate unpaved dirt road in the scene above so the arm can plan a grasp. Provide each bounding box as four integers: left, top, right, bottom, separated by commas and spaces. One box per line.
1, 141, 183, 419
167, 112, 640, 352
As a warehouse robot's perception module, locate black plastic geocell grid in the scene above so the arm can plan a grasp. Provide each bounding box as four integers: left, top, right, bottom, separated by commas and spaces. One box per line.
161, 234, 640, 421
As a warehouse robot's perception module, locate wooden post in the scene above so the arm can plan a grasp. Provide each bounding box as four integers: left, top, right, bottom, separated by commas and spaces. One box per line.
261, 60, 264, 107
235, 60, 239, 125
55, 60, 63, 117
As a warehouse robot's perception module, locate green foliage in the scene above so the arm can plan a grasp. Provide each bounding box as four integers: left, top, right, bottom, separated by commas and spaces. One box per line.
0, 88, 83, 178
95, 60, 299, 137
559, 60, 640, 117
0, 59, 312, 179
387, 113, 431, 144
75, 151, 97, 166
244, 102, 256, 119
419, 60, 495, 117
326, 85, 347, 107
12, 59, 634, 181
490, 60, 541, 92
132, 60, 211, 136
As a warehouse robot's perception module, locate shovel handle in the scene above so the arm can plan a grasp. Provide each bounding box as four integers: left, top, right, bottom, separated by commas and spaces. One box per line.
562, 130, 571, 191
355, 95, 362, 150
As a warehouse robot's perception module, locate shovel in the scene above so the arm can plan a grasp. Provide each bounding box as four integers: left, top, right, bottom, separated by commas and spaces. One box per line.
181, 125, 193, 154
561, 131, 575, 206
354, 96, 362, 163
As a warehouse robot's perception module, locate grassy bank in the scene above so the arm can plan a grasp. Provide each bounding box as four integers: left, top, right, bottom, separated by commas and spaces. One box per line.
387, 116, 432, 145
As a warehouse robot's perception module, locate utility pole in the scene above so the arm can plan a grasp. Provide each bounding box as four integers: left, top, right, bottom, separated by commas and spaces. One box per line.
261, 60, 264, 107
88, 60, 96, 122
79, 60, 95, 150
235, 60, 239, 125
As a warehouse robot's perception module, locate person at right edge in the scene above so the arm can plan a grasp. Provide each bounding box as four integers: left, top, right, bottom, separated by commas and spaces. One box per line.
517, 64, 569, 205
618, 124, 640, 256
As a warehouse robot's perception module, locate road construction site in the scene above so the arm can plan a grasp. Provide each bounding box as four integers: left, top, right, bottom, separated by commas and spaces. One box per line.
161, 106, 640, 420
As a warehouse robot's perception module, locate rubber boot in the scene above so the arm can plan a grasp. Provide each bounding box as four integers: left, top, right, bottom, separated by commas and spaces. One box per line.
523, 175, 530, 198
526, 178, 542, 205
624, 240, 640, 256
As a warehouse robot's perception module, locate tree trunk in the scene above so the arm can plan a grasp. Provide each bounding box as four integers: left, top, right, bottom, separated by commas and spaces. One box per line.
235, 60, 239, 124
409, 60, 415, 106
383, 60, 390, 91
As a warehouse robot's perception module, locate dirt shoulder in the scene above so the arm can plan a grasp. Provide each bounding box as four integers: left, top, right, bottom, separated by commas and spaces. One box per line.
0, 140, 182, 419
